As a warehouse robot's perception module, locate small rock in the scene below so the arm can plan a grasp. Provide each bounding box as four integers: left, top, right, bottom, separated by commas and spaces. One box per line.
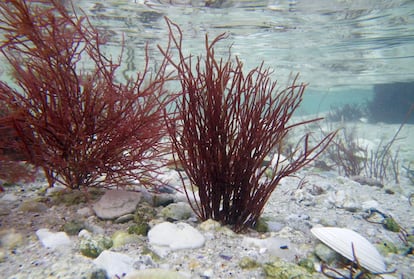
0, 248, 6, 262
48, 189, 88, 205
198, 219, 221, 231
239, 256, 260, 269
377, 240, 399, 255
112, 231, 140, 248
264, 259, 314, 279
128, 223, 150, 236
1, 193, 18, 202
298, 258, 316, 273
124, 268, 188, 279
89, 269, 109, 279
383, 216, 401, 232
266, 221, 284, 232
0, 229, 24, 249
93, 190, 142, 220
200, 268, 214, 278
18, 200, 48, 213
114, 214, 135, 224
148, 222, 205, 257
254, 218, 269, 232
77, 207, 93, 217
350, 176, 383, 187
294, 189, 316, 206
36, 228, 72, 250
328, 189, 361, 212
62, 220, 85, 235
314, 243, 341, 264
93, 250, 135, 278
79, 232, 113, 258
0, 206, 11, 216
160, 202, 193, 221
148, 193, 175, 207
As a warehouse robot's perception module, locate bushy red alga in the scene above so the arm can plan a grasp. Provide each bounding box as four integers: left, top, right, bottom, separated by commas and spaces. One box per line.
0, 0, 173, 189
159, 18, 336, 232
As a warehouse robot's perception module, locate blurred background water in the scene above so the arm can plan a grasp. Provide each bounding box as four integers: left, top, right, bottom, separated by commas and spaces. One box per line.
2, 0, 414, 117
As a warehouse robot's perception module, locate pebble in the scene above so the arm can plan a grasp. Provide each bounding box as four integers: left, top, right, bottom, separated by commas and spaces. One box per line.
125, 268, 188, 279
0, 229, 24, 250
79, 230, 113, 258
36, 228, 72, 250
111, 230, 140, 248
93, 250, 136, 278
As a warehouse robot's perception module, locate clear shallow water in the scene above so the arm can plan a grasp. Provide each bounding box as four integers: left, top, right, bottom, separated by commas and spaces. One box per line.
1, 0, 413, 115
72, 0, 414, 114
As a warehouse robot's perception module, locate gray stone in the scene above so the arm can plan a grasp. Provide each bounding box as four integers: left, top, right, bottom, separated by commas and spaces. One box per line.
160, 202, 193, 221
93, 190, 141, 220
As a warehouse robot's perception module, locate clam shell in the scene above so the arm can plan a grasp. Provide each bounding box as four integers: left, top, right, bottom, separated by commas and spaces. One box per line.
311, 226, 386, 273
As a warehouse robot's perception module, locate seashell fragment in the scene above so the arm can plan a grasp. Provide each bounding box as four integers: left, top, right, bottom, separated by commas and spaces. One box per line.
311, 226, 386, 273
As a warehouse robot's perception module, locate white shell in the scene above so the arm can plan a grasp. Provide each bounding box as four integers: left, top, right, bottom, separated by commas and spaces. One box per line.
311, 226, 386, 273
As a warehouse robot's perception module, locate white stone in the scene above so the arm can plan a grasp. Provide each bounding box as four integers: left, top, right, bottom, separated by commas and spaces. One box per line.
93, 250, 136, 278
148, 222, 205, 257
36, 228, 72, 250
93, 190, 141, 220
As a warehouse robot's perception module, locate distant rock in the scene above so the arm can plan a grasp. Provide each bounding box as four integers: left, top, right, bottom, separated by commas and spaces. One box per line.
148, 222, 205, 257
350, 175, 383, 187
93, 190, 141, 220
36, 228, 72, 250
